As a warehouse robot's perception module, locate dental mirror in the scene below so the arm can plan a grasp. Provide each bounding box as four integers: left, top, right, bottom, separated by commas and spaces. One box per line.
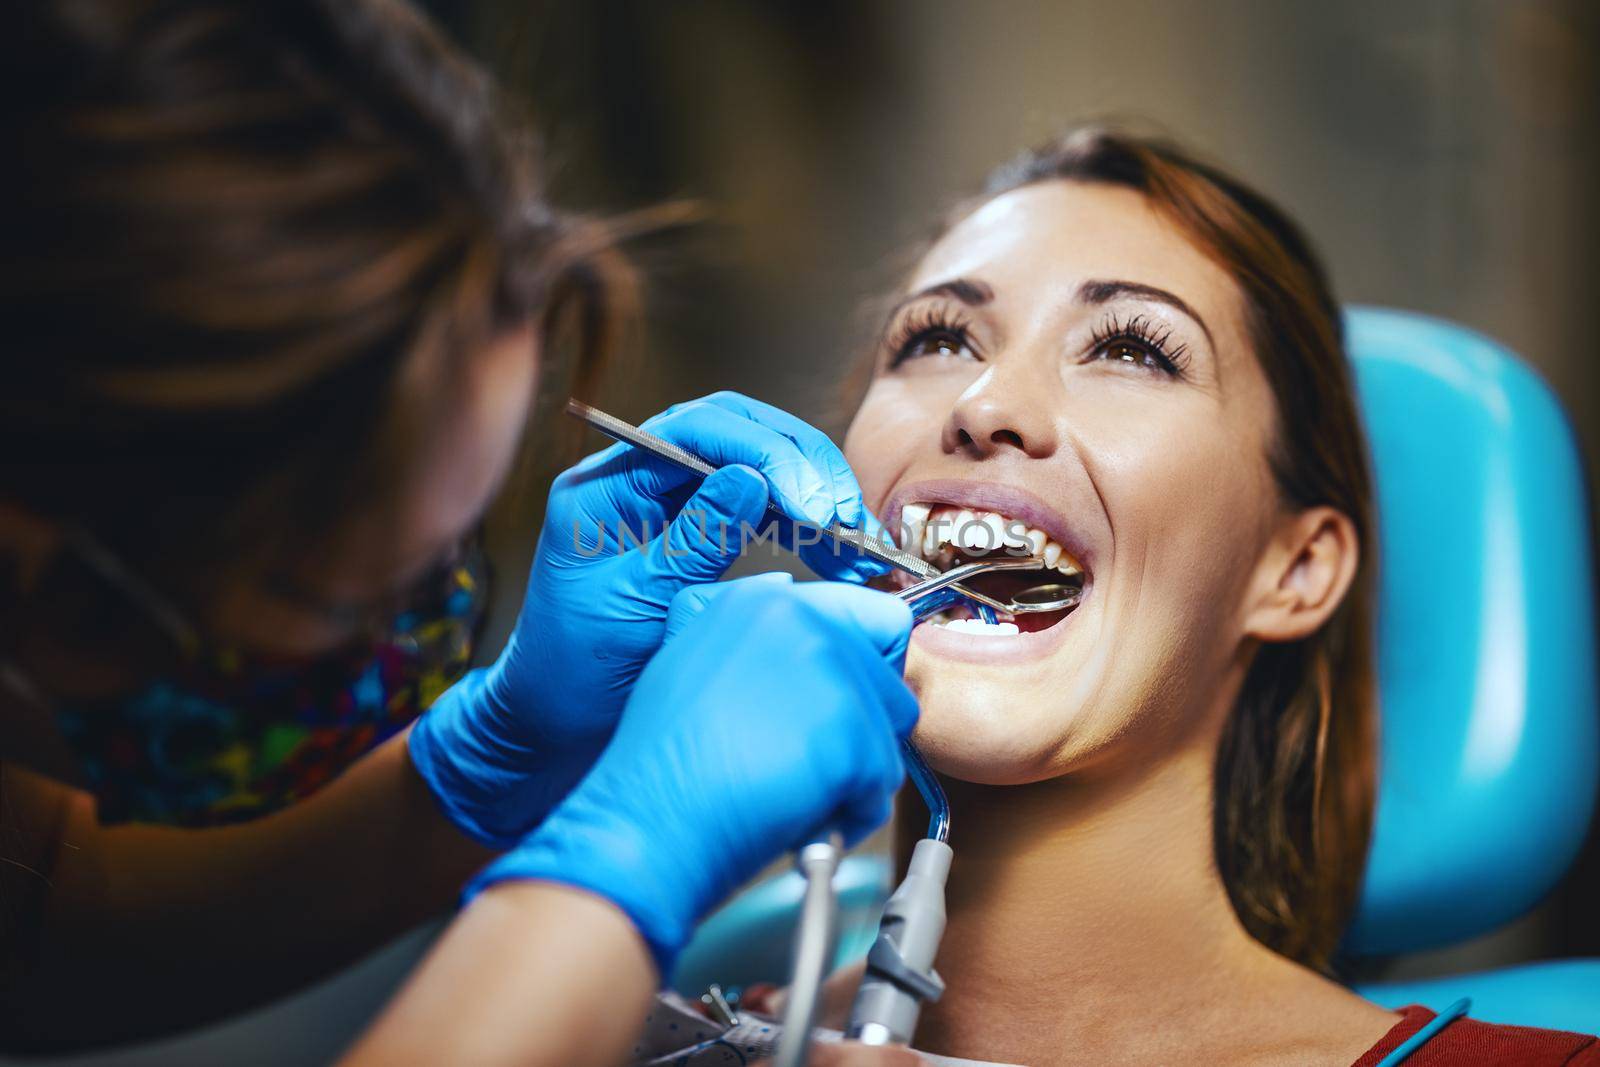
898, 558, 1084, 616
1004, 582, 1083, 614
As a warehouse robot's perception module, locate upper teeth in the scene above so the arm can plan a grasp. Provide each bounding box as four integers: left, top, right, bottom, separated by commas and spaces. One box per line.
899, 503, 1082, 578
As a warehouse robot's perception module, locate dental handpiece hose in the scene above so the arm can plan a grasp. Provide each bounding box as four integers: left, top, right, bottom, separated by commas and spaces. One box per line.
846, 741, 952, 1048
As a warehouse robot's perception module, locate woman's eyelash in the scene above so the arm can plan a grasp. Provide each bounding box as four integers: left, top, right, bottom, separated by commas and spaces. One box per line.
1087, 312, 1190, 377
885, 305, 978, 367
884, 306, 1189, 376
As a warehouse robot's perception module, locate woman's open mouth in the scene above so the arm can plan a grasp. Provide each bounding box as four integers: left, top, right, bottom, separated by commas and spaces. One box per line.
873, 501, 1090, 637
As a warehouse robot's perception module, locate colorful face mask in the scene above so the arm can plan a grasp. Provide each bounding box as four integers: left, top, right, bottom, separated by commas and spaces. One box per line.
11, 535, 488, 827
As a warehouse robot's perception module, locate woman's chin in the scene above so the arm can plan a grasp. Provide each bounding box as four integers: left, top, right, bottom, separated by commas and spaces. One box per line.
902, 614, 1104, 784
906, 680, 1073, 785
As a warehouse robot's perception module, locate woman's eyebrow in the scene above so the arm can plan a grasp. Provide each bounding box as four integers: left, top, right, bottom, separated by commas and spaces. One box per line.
1077, 279, 1214, 349
889, 277, 995, 317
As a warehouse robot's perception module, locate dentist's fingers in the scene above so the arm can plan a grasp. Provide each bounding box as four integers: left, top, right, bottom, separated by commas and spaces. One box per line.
821, 611, 915, 848
663, 578, 915, 848
665, 580, 913, 673
786, 582, 913, 675
691, 391, 873, 532
555, 404, 836, 534
641, 401, 841, 529
690, 393, 896, 582
564, 394, 892, 583
640, 465, 770, 587
765, 513, 894, 585
663, 572, 793, 643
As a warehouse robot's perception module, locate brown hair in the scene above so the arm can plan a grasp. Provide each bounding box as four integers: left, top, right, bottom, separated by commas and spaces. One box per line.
0, 0, 630, 601
967, 128, 1378, 973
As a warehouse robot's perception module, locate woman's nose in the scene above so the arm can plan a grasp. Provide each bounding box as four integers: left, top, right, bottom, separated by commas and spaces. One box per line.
941, 365, 1060, 459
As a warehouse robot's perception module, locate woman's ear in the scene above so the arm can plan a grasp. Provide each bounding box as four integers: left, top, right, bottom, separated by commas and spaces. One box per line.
1243, 506, 1360, 643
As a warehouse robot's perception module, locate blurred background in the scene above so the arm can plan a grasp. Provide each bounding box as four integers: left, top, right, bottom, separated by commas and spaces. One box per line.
24, 0, 1597, 1061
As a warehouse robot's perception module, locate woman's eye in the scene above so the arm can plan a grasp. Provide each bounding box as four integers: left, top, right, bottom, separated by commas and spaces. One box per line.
914, 332, 968, 358
1091, 339, 1177, 375
895, 329, 973, 365
1085, 315, 1189, 378
1103, 341, 1150, 365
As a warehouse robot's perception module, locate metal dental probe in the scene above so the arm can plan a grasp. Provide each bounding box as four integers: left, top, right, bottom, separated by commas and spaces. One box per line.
565, 400, 1023, 615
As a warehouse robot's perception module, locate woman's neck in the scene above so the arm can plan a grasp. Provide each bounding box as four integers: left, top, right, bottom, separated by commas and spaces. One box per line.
904, 745, 1287, 1064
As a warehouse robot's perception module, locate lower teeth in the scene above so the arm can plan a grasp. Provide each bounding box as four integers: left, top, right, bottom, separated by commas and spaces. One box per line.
936, 618, 1020, 635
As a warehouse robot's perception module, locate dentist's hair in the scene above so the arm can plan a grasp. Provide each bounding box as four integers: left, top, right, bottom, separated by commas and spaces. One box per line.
979, 127, 1378, 975
1, 0, 631, 593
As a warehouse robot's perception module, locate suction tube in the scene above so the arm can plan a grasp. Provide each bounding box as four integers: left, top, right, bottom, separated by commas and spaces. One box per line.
900, 741, 949, 842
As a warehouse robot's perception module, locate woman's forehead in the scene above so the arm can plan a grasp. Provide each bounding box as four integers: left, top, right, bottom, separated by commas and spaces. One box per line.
910, 182, 1241, 326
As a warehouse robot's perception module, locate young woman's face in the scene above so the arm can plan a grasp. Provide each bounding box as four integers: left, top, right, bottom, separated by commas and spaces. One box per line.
846, 181, 1286, 784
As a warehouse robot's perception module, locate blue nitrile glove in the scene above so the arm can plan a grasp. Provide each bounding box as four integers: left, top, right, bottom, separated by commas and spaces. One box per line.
410, 392, 891, 848
465, 576, 916, 977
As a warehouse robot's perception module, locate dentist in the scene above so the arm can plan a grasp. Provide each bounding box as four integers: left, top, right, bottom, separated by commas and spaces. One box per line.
0, 2, 916, 1064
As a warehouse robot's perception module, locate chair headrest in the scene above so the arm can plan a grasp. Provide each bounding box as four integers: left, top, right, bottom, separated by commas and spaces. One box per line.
1344, 306, 1598, 955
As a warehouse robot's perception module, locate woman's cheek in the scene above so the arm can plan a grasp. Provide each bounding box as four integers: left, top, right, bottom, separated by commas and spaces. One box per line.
847, 385, 941, 496
1125, 473, 1270, 660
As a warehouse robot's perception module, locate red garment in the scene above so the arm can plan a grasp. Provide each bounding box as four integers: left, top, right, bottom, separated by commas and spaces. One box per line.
1353, 1005, 1600, 1066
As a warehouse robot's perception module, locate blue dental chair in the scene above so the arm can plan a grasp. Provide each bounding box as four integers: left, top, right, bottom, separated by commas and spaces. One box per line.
671, 307, 1600, 1034
1340, 306, 1599, 1028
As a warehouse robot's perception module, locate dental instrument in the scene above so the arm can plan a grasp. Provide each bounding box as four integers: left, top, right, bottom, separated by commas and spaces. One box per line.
771, 832, 844, 1067
1008, 582, 1083, 612
894, 557, 1079, 619
565, 400, 1075, 617
699, 983, 739, 1029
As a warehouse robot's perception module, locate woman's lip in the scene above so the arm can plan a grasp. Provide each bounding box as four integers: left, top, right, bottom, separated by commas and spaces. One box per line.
882, 478, 1095, 576
909, 603, 1079, 664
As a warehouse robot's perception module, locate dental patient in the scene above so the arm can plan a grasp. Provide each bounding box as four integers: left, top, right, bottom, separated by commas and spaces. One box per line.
631, 128, 1600, 1066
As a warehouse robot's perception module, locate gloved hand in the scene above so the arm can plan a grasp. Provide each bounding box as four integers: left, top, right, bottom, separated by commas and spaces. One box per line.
465, 576, 916, 977
410, 392, 890, 848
